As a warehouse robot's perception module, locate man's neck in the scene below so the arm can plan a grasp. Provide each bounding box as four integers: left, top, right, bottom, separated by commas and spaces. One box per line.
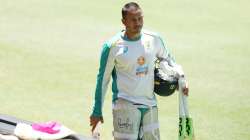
124, 31, 141, 41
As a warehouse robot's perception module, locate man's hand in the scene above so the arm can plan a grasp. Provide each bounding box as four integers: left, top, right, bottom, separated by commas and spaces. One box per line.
183, 82, 189, 96
177, 76, 189, 96
90, 116, 104, 132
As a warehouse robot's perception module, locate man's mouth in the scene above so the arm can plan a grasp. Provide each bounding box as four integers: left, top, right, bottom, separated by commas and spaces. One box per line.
135, 26, 142, 30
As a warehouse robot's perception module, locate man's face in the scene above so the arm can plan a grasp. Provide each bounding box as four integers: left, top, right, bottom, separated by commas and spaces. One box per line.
122, 9, 143, 34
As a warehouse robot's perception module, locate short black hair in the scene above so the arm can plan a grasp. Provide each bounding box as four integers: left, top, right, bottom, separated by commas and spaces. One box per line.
122, 2, 141, 19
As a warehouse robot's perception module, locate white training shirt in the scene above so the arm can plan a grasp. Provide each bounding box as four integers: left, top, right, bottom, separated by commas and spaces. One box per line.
92, 29, 175, 117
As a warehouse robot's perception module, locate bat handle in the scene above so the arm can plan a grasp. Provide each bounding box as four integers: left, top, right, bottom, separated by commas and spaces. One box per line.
179, 90, 186, 117
182, 94, 190, 118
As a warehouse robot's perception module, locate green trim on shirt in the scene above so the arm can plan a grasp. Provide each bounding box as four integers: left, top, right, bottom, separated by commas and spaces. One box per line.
92, 43, 111, 117
112, 68, 119, 103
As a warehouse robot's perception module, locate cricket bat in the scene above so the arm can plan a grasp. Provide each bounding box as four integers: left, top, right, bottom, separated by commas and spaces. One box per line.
178, 77, 195, 140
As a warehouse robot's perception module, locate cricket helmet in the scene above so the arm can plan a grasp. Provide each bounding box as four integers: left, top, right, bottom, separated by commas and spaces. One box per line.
154, 59, 178, 96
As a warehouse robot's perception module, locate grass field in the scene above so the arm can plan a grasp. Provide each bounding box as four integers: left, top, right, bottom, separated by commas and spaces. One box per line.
0, 0, 250, 139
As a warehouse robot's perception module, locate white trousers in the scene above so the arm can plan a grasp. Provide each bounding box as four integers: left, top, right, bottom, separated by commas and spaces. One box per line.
112, 99, 160, 140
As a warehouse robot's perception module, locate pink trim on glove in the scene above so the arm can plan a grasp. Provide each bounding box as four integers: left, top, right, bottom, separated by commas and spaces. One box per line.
32, 121, 61, 134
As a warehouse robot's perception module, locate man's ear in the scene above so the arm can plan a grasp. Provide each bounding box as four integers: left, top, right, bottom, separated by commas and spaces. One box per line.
121, 18, 126, 25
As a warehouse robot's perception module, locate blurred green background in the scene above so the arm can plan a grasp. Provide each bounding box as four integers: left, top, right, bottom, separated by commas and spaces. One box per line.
0, 0, 249, 139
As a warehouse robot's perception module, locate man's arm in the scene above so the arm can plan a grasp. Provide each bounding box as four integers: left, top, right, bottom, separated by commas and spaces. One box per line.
90, 43, 115, 131
155, 35, 176, 66
155, 35, 189, 95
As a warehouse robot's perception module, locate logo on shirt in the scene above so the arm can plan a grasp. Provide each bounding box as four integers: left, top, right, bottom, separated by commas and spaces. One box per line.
117, 46, 128, 55
136, 56, 148, 77
123, 46, 128, 53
